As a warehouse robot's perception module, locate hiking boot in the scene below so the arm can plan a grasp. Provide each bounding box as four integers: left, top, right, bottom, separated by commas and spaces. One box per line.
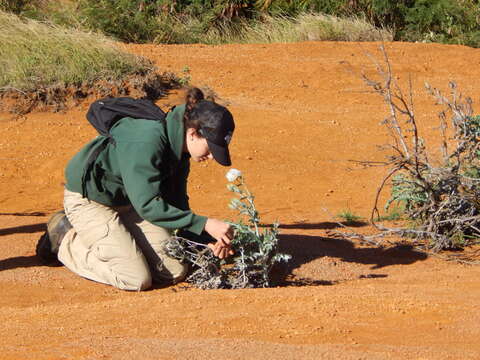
36, 210, 73, 264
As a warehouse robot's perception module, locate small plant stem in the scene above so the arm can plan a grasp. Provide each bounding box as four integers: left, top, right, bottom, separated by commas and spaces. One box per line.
183, 239, 209, 248
239, 178, 260, 237
240, 249, 247, 286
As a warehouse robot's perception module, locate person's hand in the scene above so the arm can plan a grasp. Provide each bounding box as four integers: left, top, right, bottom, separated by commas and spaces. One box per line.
205, 218, 234, 259
205, 218, 233, 244
208, 241, 234, 259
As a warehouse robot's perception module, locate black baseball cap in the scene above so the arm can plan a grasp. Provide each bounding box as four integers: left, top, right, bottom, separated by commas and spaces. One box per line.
191, 100, 235, 166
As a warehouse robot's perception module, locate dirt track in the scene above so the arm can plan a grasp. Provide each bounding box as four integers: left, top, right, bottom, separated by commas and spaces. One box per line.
1, 41, 480, 359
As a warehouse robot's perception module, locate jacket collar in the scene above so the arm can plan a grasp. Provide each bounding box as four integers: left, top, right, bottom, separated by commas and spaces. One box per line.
166, 104, 186, 162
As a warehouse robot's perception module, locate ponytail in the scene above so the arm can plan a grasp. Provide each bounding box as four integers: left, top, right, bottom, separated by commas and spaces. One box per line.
182, 87, 230, 142
183, 87, 204, 129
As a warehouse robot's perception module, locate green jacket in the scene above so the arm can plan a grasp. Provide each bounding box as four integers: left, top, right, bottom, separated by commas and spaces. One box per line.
65, 104, 207, 234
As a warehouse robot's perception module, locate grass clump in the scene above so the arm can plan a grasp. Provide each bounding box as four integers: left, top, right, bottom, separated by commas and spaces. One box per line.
0, 10, 180, 113
337, 209, 364, 223
196, 13, 391, 44
0, 10, 151, 91
231, 13, 392, 44
375, 207, 402, 222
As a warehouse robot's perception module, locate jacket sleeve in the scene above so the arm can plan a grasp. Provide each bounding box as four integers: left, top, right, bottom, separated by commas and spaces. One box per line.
115, 140, 207, 235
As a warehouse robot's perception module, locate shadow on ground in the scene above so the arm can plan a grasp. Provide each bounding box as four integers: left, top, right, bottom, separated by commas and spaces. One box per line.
0, 223, 45, 236
279, 233, 427, 270
0, 219, 54, 271
0, 255, 50, 271
0, 212, 47, 217
273, 233, 427, 286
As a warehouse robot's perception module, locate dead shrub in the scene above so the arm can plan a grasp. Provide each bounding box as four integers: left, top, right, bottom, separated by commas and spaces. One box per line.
343, 45, 480, 253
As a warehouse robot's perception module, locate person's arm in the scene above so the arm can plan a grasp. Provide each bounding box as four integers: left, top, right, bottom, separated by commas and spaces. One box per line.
115, 140, 207, 234
116, 139, 234, 258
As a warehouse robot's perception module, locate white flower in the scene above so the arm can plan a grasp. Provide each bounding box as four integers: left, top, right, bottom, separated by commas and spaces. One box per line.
226, 168, 242, 182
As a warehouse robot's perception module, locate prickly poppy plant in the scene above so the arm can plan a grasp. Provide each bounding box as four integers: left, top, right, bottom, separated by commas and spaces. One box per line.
165, 169, 291, 289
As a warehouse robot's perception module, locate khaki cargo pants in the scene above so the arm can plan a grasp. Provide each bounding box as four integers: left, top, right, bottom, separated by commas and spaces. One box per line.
58, 189, 188, 291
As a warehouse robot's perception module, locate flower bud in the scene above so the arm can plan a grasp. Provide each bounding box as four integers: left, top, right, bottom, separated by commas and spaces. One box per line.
226, 168, 242, 182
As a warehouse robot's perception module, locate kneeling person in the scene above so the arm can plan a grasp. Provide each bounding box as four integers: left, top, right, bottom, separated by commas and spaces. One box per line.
37, 88, 235, 291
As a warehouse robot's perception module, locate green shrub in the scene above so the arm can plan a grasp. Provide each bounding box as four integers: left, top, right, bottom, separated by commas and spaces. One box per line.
369, 0, 480, 46
3, 0, 480, 47
77, 0, 163, 43
76, 0, 254, 43
401, 0, 480, 45
300, 0, 480, 47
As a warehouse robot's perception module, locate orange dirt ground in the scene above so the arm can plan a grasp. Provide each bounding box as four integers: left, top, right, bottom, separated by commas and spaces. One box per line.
1, 41, 480, 359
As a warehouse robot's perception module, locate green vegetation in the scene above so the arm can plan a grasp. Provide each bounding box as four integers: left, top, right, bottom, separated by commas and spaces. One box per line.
0, 0, 82, 28
177, 65, 192, 86
78, 0, 165, 43
5, 0, 479, 47
0, 10, 151, 91
375, 207, 402, 222
337, 209, 363, 223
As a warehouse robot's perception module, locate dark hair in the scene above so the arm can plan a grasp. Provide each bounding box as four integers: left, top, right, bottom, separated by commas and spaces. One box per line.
183, 87, 205, 130
181, 89, 235, 165
182, 88, 234, 150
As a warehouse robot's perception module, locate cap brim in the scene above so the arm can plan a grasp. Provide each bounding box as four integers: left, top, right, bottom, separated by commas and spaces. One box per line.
207, 140, 231, 166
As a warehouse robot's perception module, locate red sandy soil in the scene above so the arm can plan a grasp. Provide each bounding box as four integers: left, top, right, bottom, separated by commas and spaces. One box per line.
1, 41, 480, 359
